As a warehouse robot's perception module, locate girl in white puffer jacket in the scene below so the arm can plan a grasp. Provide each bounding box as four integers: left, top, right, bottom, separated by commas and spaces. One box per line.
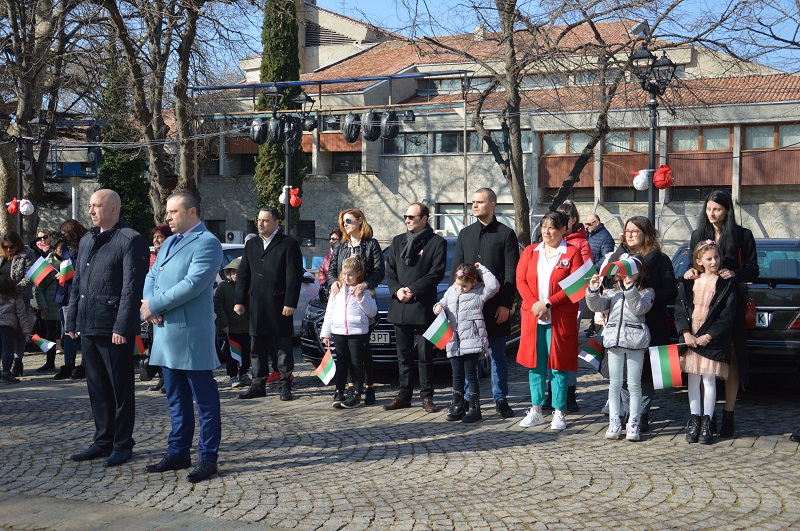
434, 263, 499, 424
320, 256, 377, 409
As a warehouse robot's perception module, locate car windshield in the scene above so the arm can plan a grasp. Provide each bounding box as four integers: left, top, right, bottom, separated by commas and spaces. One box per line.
757, 245, 800, 279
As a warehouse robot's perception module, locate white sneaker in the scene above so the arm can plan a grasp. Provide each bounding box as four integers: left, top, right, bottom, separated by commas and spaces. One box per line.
605, 417, 622, 439
518, 407, 545, 427
229, 376, 240, 387
626, 417, 641, 441
601, 400, 610, 415
550, 410, 567, 430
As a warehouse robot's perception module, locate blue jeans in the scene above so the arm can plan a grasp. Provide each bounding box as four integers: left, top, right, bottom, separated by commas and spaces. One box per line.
465, 335, 509, 401
451, 353, 480, 397
527, 324, 569, 410
0, 325, 15, 373
607, 348, 644, 419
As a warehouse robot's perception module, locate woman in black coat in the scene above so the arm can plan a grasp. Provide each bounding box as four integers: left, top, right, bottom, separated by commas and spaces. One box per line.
604, 216, 678, 432
326, 208, 385, 405
685, 190, 758, 437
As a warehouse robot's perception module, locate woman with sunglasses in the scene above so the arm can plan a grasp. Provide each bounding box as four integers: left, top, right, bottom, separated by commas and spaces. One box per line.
31, 231, 52, 258
317, 229, 343, 287
601, 216, 677, 433
0, 231, 37, 377
326, 209, 385, 405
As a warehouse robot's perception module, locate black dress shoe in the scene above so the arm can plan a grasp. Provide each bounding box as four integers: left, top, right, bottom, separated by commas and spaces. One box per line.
495, 399, 514, 418
146, 453, 192, 473
790, 432, 800, 443
186, 460, 217, 483
280, 386, 293, 401
238, 386, 266, 399
104, 448, 133, 467
70, 445, 112, 462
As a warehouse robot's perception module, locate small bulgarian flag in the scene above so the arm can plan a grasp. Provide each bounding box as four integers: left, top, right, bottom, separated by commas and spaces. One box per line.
58, 258, 74, 286
423, 312, 454, 350
649, 344, 683, 389
558, 259, 595, 303
26, 257, 57, 286
228, 336, 243, 364
31, 334, 56, 352
600, 258, 639, 278
133, 335, 145, 356
314, 347, 336, 385
579, 337, 604, 371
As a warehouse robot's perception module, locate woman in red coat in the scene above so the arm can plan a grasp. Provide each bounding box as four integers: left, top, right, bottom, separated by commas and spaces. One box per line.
516, 211, 584, 431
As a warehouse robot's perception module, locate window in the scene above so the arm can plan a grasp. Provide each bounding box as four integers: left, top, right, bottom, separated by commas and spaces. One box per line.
467, 132, 482, 152
435, 133, 462, 153
543, 133, 567, 155
405, 133, 428, 154
304, 152, 312, 174
779, 125, 800, 148
605, 131, 630, 153
240, 154, 256, 174
296, 220, 316, 247
439, 78, 461, 92
205, 220, 225, 243
332, 153, 360, 173
383, 136, 403, 154
605, 188, 649, 202
702, 128, 730, 150
469, 77, 492, 92
574, 71, 598, 85
521, 130, 533, 152
322, 118, 341, 131
671, 187, 721, 202
745, 126, 775, 149
672, 129, 699, 151
633, 130, 651, 152
203, 156, 220, 175
569, 133, 593, 153
489, 130, 507, 152
542, 188, 594, 204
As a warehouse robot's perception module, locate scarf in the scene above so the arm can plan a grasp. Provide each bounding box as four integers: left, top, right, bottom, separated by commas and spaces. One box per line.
401, 225, 432, 265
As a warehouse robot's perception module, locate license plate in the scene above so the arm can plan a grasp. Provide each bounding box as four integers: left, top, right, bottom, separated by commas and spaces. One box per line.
370, 332, 390, 345
755, 311, 771, 328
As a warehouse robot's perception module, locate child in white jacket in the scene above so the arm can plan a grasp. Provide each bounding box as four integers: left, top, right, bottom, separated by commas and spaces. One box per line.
320, 256, 378, 409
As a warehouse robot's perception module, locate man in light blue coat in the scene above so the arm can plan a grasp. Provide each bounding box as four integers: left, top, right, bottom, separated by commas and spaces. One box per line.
141, 190, 223, 484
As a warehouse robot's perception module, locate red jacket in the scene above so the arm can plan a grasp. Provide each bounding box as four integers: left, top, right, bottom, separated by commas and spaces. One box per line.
516, 242, 584, 371
565, 225, 593, 264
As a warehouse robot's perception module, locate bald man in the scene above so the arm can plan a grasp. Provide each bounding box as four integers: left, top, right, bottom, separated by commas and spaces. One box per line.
66, 189, 149, 467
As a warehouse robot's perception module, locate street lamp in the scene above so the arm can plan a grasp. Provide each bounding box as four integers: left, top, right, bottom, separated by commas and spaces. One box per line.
0, 112, 48, 240
249, 87, 316, 236
630, 44, 677, 223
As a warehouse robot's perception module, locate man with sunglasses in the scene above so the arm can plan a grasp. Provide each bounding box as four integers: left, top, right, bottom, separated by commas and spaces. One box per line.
583, 214, 614, 337
385, 202, 447, 413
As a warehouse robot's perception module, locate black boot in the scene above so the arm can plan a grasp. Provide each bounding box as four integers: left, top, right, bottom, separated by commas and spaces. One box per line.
639, 413, 650, 433
149, 376, 164, 392
36, 352, 57, 373
699, 415, 714, 445
53, 364, 74, 380
70, 364, 86, 380
719, 410, 734, 437
685, 414, 701, 443
567, 385, 579, 412
462, 393, 482, 424
543, 382, 553, 411
10, 357, 23, 377
445, 391, 466, 422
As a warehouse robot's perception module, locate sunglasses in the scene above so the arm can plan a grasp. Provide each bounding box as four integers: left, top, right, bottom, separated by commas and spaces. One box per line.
2, 245, 14, 250
330, 237, 340, 242
403, 215, 420, 220
36, 235, 50, 241
343, 217, 359, 225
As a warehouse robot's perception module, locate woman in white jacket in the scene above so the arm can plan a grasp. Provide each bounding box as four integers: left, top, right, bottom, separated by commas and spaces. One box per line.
320, 256, 378, 409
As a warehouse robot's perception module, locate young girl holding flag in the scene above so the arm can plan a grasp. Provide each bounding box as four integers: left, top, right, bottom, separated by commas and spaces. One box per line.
674, 240, 737, 445
320, 256, 377, 409
586, 255, 654, 441
434, 263, 499, 423
0, 274, 32, 384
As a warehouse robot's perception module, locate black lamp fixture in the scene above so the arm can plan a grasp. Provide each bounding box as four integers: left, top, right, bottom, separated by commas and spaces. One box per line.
629, 42, 677, 224
293, 91, 318, 132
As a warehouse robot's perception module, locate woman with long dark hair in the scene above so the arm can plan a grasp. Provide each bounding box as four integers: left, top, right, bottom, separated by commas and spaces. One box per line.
685, 190, 758, 437
53, 219, 89, 380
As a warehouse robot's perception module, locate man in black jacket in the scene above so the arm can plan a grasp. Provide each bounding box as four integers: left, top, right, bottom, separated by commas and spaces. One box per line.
452, 188, 519, 418
384, 202, 447, 413
66, 189, 149, 467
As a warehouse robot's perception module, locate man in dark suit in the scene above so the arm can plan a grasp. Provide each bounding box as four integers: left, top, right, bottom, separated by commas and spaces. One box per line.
384, 202, 447, 413
141, 190, 224, 484
66, 189, 149, 467
452, 187, 519, 418
235, 206, 303, 402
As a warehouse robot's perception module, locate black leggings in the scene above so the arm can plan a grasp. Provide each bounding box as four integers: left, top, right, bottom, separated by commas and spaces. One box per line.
451, 353, 480, 396
332, 333, 368, 394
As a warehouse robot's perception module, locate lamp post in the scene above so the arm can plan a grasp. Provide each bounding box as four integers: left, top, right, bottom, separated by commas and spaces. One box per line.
0, 113, 48, 240
250, 86, 317, 236
630, 44, 677, 224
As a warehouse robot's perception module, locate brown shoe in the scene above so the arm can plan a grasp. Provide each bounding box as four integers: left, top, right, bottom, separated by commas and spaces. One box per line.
422, 397, 439, 413
383, 396, 412, 411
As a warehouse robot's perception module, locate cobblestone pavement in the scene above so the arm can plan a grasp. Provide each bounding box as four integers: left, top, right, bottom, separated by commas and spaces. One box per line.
1, 339, 799, 530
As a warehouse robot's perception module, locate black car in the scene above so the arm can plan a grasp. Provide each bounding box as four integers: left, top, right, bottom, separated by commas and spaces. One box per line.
672, 238, 800, 374
300, 237, 520, 367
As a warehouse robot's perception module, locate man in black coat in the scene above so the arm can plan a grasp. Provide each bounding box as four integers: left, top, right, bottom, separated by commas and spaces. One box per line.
234, 206, 304, 402
66, 189, 149, 467
384, 202, 447, 413
451, 188, 519, 418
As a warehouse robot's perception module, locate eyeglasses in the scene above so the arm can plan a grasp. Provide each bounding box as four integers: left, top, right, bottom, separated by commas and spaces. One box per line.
403, 215, 419, 220
330, 237, 340, 242
2, 245, 14, 250
36, 235, 49, 241
624, 229, 641, 236
343, 218, 359, 225
585, 220, 598, 227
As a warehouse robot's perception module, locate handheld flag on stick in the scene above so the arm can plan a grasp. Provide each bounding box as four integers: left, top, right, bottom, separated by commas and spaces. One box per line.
31, 334, 56, 353
579, 337, 604, 372
59, 259, 74, 286
600, 258, 639, 278
423, 312, 453, 349
558, 259, 595, 303
26, 257, 57, 286
133, 335, 146, 356
314, 347, 336, 385
649, 344, 683, 389
228, 336, 243, 364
